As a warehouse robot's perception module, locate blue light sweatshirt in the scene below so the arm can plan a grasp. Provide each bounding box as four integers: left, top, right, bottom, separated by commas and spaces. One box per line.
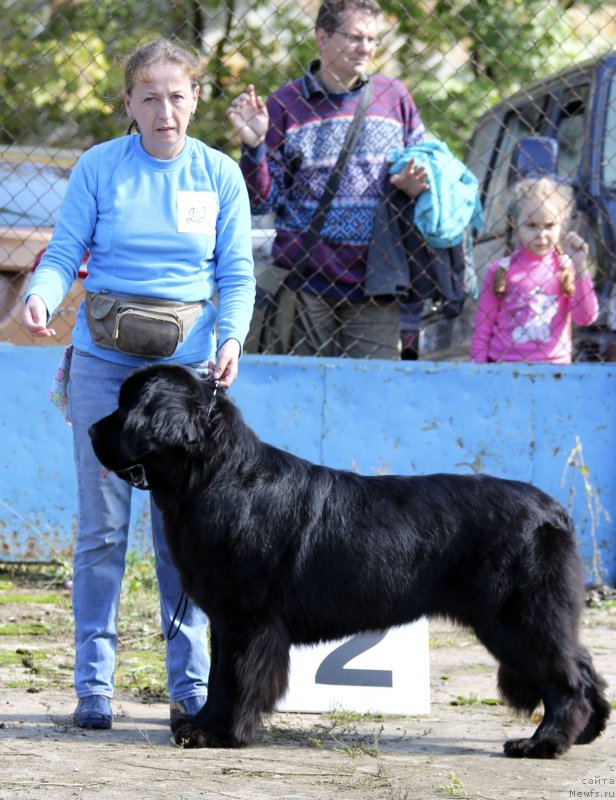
27, 134, 256, 366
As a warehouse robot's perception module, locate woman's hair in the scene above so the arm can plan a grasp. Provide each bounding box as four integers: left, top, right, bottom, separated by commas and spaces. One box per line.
493, 176, 576, 298
315, 0, 381, 33
123, 38, 206, 97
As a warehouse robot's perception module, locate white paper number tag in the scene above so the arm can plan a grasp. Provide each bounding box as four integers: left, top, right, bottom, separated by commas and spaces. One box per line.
177, 191, 218, 235
277, 620, 430, 715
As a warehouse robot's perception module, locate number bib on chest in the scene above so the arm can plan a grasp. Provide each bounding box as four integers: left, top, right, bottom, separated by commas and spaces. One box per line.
177, 191, 218, 235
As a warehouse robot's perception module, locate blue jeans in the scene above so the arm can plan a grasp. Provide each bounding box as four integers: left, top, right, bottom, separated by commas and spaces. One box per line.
68, 349, 210, 701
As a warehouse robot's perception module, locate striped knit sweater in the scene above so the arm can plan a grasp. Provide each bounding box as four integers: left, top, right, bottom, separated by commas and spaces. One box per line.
240, 61, 425, 300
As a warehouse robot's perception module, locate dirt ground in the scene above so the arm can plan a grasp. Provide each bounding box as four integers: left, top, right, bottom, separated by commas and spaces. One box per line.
0, 577, 614, 800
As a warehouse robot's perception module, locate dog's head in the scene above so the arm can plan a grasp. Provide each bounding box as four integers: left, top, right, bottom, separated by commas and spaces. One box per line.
88, 364, 219, 489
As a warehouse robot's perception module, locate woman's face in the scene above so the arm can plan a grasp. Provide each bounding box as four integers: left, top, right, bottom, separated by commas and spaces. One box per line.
124, 62, 199, 159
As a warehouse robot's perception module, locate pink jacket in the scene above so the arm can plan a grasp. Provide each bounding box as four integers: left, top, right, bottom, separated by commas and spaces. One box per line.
470, 247, 599, 364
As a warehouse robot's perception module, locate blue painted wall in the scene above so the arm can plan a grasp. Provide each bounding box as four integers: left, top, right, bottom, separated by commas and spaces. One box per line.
1, 344, 614, 584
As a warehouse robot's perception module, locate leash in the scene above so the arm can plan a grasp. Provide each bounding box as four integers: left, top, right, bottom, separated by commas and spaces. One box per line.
167, 591, 189, 641
206, 379, 219, 420
118, 375, 218, 641
167, 378, 217, 641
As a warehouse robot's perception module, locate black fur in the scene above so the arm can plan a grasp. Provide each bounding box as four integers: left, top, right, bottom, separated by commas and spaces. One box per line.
89, 364, 610, 757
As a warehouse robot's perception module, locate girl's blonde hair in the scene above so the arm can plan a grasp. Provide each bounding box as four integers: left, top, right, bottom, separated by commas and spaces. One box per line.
493, 176, 575, 298
123, 38, 206, 96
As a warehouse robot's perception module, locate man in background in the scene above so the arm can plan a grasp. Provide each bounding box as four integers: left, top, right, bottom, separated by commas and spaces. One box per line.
228, 0, 428, 358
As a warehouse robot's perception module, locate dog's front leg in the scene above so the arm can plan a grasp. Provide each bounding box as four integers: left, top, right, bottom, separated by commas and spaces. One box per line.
172, 623, 238, 748
173, 618, 290, 748
232, 617, 291, 745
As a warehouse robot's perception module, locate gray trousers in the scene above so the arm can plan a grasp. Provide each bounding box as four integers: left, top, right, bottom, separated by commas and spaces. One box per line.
288, 288, 400, 359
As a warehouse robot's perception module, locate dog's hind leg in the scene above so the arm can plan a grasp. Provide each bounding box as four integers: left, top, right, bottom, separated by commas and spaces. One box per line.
497, 664, 541, 717
478, 614, 599, 757
492, 632, 608, 757
482, 519, 609, 757
502, 644, 610, 757
502, 675, 592, 758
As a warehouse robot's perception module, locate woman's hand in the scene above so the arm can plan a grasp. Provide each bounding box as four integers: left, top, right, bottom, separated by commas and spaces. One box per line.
390, 158, 429, 198
227, 85, 269, 148
21, 295, 56, 337
209, 338, 241, 389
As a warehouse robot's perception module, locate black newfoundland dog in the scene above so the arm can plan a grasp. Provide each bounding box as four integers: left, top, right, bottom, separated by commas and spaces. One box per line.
89, 363, 610, 758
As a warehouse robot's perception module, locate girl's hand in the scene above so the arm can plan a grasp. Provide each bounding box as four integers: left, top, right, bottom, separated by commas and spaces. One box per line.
21, 295, 56, 337
561, 232, 589, 276
227, 85, 269, 148
390, 158, 429, 198
209, 338, 241, 389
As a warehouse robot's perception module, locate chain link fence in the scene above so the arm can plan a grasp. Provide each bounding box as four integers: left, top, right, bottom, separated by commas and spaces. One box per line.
1, 0, 615, 361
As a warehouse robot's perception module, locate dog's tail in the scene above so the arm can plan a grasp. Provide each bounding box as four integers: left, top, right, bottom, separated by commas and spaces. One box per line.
573, 645, 611, 744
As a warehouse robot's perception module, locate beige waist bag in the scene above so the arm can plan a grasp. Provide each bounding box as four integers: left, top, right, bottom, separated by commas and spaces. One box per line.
85, 290, 204, 358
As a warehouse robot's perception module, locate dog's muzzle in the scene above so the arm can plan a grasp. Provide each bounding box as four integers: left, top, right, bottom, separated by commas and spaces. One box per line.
116, 464, 150, 490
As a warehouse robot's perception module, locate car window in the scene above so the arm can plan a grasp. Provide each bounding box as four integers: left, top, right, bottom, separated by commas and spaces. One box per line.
602, 74, 616, 190
482, 101, 546, 236
465, 112, 503, 190
554, 85, 589, 180
0, 162, 70, 228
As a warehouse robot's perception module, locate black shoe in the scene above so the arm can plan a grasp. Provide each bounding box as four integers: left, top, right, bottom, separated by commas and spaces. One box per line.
73, 696, 113, 729
400, 331, 419, 361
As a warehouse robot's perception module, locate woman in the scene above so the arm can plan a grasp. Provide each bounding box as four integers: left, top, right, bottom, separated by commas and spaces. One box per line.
22, 39, 255, 730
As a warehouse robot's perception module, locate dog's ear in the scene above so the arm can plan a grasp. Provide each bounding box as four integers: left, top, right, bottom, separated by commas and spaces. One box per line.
121, 367, 208, 462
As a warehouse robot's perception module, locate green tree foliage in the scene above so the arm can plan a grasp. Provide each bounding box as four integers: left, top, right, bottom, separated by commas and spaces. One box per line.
0, 0, 611, 158
382, 0, 611, 151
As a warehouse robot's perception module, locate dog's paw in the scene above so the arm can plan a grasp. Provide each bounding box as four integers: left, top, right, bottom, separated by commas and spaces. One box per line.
170, 713, 192, 735
503, 736, 564, 759
173, 721, 234, 749
174, 723, 208, 749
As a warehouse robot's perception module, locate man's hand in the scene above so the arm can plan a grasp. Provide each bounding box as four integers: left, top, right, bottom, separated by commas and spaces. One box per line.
390, 158, 429, 198
227, 85, 269, 148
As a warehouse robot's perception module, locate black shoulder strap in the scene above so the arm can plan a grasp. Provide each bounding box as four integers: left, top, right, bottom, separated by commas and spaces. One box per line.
301, 78, 373, 259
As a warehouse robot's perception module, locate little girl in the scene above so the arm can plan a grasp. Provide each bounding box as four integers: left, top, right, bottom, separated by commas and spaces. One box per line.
470, 176, 599, 363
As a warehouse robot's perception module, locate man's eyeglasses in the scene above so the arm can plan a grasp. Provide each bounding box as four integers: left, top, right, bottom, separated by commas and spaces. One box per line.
333, 30, 382, 48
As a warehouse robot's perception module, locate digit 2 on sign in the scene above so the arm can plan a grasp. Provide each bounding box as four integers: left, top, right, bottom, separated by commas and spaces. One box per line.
276, 619, 430, 715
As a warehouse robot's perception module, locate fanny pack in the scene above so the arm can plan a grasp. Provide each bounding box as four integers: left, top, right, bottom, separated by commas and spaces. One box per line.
85, 290, 203, 358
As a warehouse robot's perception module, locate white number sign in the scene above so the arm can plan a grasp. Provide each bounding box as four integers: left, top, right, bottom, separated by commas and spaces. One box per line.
277, 619, 430, 715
